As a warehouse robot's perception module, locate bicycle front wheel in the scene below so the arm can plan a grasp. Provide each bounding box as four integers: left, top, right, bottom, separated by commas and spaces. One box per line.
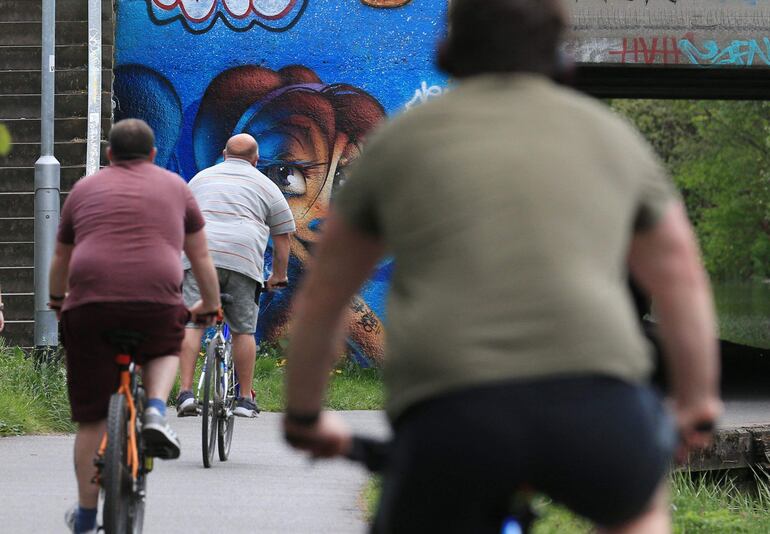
201, 338, 219, 468
217, 344, 236, 461
103, 393, 130, 534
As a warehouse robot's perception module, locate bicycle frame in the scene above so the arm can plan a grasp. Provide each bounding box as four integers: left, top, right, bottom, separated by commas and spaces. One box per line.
96, 354, 140, 480
196, 322, 232, 400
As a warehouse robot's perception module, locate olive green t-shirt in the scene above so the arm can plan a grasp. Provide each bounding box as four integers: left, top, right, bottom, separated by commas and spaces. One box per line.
334, 74, 677, 421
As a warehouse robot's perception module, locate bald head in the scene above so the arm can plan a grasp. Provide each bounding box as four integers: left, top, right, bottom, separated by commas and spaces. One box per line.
224, 134, 259, 164
108, 119, 156, 162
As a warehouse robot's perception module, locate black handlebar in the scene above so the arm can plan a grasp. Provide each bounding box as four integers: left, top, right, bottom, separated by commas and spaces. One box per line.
345, 436, 391, 473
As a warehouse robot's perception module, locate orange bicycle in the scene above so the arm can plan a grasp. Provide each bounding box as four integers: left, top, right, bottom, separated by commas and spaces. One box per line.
94, 330, 151, 534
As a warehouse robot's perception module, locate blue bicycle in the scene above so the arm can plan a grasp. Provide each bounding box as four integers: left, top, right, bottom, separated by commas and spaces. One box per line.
197, 295, 236, 468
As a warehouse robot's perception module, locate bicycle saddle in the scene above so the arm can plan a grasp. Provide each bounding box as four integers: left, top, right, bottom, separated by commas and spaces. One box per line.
104, 329, 146, 355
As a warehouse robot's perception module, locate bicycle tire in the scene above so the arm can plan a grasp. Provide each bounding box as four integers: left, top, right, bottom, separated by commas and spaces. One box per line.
217, 341, 235, 461
103, 393, 130, 534
130, 386, 147, 534
201, 338, 219, 468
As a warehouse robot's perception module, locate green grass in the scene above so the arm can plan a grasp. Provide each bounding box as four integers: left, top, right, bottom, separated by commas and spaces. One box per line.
0, 337, 384, 437
252, 342, 384, 411
362, 472, 770, 533
171, 341, 384, 411
0, 342, 75, 436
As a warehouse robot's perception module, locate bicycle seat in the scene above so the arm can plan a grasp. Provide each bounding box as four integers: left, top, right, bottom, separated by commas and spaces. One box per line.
104, 329, 146, 355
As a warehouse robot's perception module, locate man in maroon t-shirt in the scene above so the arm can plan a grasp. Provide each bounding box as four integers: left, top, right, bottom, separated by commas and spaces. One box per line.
49, 119, 220, 534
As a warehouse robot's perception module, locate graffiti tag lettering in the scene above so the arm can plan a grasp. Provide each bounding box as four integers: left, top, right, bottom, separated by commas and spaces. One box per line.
608, 35, 685, 64
147, 0, 309, 33
405, 81, 446, 110
679, 37, 770, 66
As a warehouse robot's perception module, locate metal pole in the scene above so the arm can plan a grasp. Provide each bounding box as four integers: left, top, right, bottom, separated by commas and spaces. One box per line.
34, 0, 61, 351
85, 0, 102, 176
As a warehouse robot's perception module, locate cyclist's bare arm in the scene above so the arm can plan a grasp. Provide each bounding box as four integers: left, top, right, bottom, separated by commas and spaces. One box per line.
284, 212, 385, 457
267, 232, 291, 288
48, 241, 74, 318
628, 201, 722, 452
184, 228, 220, 322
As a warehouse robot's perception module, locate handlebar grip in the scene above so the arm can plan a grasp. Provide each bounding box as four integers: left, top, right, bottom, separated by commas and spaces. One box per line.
346, 436, 390, 473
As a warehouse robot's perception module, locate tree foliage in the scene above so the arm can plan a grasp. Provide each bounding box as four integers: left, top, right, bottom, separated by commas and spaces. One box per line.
611, 99, 770, 281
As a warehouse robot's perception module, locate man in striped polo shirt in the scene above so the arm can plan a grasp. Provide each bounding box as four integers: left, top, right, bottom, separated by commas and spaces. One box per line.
177, 134, 295, 417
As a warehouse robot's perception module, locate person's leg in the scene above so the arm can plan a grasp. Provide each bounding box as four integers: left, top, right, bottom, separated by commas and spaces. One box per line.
599, 483, 670, 534
141, 355, 182, 458
70, 420, 106, 532
233, 333, 257, 397
373, 388, 525, 534
220, 270, 260, 416
177, 327, 204, 415
143, 355, 180, 401
530, 376, 677, 532
138, 304, 190, 459
177, 270, 204, 414
61, 305, 118, 533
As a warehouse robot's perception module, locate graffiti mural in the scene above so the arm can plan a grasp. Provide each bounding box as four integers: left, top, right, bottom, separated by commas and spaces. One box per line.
115, 0, 448, 365
147, 0, 309, 33
567, 0, 770, 66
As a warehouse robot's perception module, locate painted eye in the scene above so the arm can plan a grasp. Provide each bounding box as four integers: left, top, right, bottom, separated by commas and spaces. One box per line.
332, 167, 347, 193
265, 165, 306, 195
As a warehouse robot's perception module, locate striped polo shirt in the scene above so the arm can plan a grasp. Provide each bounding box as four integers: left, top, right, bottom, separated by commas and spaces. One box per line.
182, 158, 295, 283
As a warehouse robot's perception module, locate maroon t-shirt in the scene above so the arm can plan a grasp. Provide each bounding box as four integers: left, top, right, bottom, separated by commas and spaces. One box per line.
58, 160, 205, 311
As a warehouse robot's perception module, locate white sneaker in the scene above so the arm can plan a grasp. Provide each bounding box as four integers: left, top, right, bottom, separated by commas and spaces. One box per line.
142, 407, 181, 459
65, 504, 98, 534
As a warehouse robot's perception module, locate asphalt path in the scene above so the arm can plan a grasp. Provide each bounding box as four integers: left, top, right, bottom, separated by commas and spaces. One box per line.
0, 411, 390, 534
1, 397, 768, 533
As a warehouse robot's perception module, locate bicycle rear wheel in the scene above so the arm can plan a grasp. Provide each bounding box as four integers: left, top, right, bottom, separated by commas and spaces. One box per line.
201, 338, 219, 468
217, 342, 236, 461
103, 393, 130, 534
130, 387, 147, 534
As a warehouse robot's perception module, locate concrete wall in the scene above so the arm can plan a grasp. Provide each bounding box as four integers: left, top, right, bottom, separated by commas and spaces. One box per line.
567, 0, 770, 66
109, 0, 770, 364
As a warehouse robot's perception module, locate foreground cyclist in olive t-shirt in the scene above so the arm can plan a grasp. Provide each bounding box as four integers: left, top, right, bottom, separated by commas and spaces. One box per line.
282, 1, 721, 533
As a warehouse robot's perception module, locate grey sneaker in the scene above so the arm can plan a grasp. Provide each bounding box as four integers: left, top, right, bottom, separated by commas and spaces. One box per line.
142, 407, 181, 459
233, 397, 260, 418
176, 390, 197, 417
65, 505, 98, 534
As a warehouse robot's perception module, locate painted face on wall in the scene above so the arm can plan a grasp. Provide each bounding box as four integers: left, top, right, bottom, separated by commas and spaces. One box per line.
194, 66, 384, 264
193, 65, 387, 363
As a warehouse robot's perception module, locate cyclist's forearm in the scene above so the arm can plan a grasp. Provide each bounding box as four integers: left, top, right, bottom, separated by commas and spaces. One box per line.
655, 273, 719, 407
271, 233, 290, 279
629, 204, 720, 406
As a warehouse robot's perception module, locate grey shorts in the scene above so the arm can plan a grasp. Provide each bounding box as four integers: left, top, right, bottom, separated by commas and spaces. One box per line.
182, 268, 260, 334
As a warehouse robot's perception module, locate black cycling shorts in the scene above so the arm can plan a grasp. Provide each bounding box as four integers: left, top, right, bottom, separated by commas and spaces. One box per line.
372, 375, 677, 533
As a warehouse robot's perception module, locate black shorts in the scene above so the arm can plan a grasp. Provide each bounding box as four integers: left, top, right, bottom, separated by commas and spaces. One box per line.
61, 302, 189, 423
373, 376, 677, 533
